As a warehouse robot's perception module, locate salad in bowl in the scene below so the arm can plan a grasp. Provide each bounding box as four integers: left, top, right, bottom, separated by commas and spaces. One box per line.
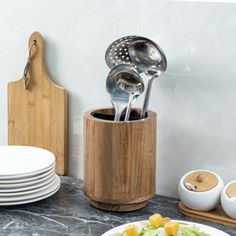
109, 213, 210, 236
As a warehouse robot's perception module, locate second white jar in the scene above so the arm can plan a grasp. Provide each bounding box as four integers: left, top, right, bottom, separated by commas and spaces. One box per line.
178, 170, 224, 211
221, 180, 236, 219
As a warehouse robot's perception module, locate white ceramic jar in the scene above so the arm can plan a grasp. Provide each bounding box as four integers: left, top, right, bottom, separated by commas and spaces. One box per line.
221, 180, 236, 219
178, 170, 224, 211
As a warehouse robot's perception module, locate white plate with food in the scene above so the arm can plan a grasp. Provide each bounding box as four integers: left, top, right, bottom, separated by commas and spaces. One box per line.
0, 146, 55, 179
102, 213, 230, 236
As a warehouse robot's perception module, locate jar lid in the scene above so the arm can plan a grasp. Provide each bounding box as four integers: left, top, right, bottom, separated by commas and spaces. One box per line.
184, 171, 218, 192
226, 182, 236, 198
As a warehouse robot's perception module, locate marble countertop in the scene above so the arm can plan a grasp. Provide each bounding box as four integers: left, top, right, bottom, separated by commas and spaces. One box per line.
0, 177, 234, 236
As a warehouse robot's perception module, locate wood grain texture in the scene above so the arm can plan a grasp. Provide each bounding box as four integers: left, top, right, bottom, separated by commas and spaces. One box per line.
227, 182, 236, 198
179, 201, 236, 227
184, 171, 218, 192
83, 108, 156, 211
90, 200, 148, 212
8, 32, 67, 175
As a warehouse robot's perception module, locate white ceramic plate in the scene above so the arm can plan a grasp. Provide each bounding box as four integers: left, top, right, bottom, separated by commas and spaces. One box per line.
0, 170, 55, 191
102, 220, 230, 236
0, 164, 55, 183
0, 174, 57, 197
0, 172, 55, 193
0, 146, 55, 178
0, 178, 60, 206
0, 175, 60, 203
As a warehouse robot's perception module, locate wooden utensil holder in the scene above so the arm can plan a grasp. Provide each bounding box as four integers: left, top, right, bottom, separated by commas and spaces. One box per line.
83, 108, 157, 212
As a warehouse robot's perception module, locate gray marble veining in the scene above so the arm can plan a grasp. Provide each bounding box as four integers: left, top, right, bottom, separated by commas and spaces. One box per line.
0, 177, 234, 236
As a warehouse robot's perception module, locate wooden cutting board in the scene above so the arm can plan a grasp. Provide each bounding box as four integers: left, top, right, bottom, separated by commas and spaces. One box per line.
8, 32, 67, 175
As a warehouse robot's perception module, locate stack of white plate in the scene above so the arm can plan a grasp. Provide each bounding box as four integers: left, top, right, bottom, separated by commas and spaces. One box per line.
0, 146, 60, 206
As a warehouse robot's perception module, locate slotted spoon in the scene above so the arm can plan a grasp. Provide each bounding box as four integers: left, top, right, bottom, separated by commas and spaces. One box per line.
106, 64, 144, 121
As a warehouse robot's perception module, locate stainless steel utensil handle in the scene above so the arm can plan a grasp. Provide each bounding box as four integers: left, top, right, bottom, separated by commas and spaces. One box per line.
114, 111, 122, 121
114, 103, 126, 121
140, 74, 158, 119
125, 94, 134, 121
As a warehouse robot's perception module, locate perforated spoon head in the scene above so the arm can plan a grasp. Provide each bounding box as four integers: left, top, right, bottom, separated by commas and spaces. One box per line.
106, 64, 143, 101
105, 36, 137, 69
116, 71, 144, 96
105, 35, 167, 77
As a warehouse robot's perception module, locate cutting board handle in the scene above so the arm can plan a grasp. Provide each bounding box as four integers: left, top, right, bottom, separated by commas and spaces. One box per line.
28, 32, 45, 69
27, 32, 64, 90
27, 31, 54, 89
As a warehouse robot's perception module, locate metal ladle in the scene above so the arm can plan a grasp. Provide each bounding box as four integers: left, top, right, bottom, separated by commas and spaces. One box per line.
128, 37, 167, 118
116, 72, 144, 121
106, 64, 144, 121
105, 36, 167, 119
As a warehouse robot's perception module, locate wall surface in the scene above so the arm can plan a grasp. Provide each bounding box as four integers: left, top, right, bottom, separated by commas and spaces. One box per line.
0, 0, 236, 197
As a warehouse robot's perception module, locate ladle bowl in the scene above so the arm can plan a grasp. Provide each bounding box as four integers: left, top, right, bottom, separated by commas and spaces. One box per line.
106, 64, 144, 121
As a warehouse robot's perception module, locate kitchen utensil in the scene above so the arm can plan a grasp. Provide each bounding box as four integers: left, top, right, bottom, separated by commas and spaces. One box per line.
105, 36, 167, 119
125, 89, 141, 121
105, 35, 136, 68
115, 66, 144, 121
178, 170, 224, 211
221, 180, 236, 219
128, 37, 167, 118
8, 32, 68, 175
84, 108, 156, 211
106, 64, 143, 121
105, 35, 166, 74
179, 202, 236, 227
101, 220, 230, 236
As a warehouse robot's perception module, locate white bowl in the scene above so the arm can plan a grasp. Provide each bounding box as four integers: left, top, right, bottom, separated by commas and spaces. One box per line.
221, 180, 236, 219
178, 170, 224, 211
